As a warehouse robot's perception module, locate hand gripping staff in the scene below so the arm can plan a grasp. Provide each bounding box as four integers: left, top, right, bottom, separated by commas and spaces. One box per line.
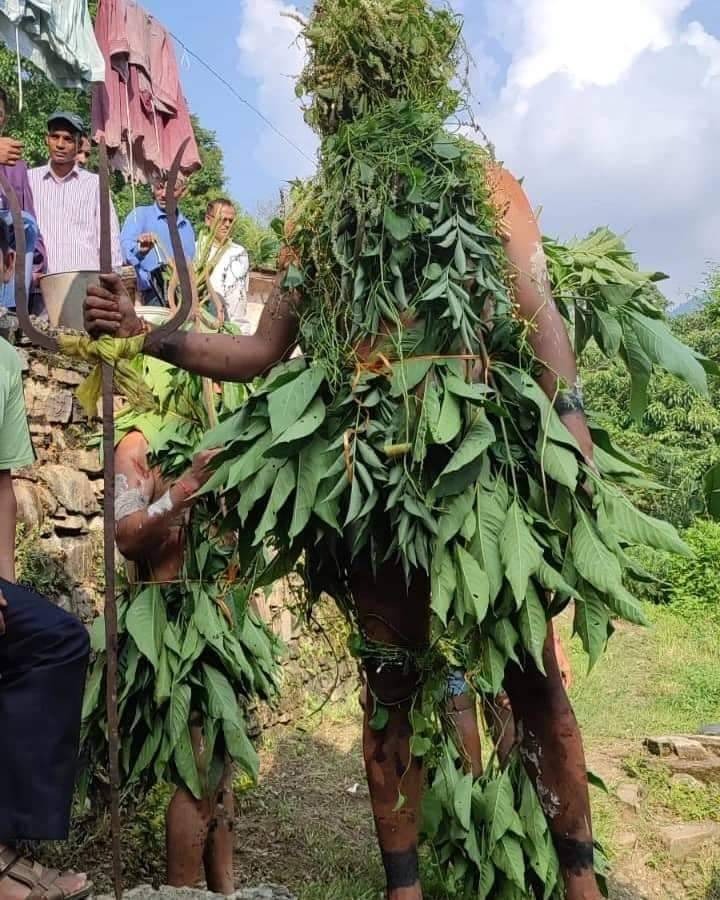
0, 138, 194, 900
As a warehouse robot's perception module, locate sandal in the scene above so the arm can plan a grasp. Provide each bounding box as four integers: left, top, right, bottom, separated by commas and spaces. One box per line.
0, 849, 92, 900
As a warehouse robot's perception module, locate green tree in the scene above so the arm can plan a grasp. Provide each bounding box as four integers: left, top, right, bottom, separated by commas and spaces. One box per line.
581, 267, 720, 528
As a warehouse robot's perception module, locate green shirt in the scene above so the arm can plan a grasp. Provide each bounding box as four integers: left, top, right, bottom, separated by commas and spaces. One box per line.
0, 337, 35, 471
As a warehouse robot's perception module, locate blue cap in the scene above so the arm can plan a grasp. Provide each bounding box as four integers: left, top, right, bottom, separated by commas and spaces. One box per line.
47, 111, 85, 135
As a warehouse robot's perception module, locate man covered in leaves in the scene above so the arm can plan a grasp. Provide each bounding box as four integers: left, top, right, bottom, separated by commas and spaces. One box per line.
84, 2, 698, 898
81, 329, 278, 894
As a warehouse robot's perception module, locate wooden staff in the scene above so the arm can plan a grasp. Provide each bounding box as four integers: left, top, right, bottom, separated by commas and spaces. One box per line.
1, 137, 194, 900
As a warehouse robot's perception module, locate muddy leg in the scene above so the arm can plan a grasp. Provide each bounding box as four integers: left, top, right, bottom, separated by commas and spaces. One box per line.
351, 561, 430, 900
203, 761, 235, 894
166, 719, 211, 888
504, 625, 600, 900
445, 672, 484, 778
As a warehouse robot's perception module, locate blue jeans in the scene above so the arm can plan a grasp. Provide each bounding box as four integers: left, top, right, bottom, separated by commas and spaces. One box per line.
0, 579, 90, 841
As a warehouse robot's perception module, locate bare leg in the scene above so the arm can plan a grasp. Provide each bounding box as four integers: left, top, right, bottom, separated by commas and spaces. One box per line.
445, 678, 484, 778
351, 561, 430, 900
166, 787, 211, 888
166, 719, 211, 888
203, 762, 235, 895
504, 626, 600, 900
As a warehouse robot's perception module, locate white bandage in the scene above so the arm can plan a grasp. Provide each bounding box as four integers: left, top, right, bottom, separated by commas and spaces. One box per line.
147, 489, 174, 519
115, 474, 150, 522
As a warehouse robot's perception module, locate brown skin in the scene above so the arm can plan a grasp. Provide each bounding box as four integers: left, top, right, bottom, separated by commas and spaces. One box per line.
46, 127, 80, 180
0, 97, 22, 166
205, 203, 237, 244
114, 432, 235, 894
75, 137, 91, 169
85, 169, 600, 900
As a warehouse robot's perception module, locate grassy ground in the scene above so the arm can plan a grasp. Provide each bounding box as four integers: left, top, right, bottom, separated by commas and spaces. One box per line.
37, 603, 720, 899
229, 604, 720, 900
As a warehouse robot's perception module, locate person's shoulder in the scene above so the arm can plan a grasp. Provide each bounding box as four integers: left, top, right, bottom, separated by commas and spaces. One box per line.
27, 163, 47, 179
0, 335, 22, 379
116, 428, 150, 457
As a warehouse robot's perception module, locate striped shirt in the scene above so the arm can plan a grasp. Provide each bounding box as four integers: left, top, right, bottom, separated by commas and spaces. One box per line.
28, 164, 122, 274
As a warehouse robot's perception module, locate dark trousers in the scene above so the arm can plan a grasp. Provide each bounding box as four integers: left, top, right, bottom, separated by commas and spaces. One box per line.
0, 579, 90, 841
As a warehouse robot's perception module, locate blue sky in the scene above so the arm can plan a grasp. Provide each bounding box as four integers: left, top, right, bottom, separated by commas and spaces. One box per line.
145, 0, 720, 303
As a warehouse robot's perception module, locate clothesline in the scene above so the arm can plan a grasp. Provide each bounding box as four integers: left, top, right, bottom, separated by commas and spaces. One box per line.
168, 30, 315, 166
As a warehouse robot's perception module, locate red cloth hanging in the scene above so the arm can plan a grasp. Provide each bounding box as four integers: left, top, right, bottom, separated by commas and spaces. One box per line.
91, 0, 201, 181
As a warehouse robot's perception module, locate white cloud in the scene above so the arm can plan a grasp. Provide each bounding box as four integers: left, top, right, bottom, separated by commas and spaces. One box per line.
236, 0, 317, 182
236, 0, 719, 301
477, 0, 720, 301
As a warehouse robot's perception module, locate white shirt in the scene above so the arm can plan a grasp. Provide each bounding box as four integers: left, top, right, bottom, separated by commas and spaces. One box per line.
208, 241, 251, 333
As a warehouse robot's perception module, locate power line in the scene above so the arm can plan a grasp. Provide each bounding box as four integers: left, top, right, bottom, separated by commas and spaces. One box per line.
169, 31, 315, 165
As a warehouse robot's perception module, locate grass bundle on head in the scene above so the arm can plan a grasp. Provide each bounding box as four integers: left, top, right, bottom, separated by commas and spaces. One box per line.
298, 0, 464, 135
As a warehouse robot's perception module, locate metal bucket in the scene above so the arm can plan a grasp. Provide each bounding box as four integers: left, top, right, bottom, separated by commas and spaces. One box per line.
40, 271, 100, 331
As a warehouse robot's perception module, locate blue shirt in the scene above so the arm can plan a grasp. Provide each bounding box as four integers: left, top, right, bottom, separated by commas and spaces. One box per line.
121, 203, 196, 293
0, 212, 40, 309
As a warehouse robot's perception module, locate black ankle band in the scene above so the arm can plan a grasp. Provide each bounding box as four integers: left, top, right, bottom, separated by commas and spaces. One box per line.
381, 847, 420, 890
552, 835, 594, 873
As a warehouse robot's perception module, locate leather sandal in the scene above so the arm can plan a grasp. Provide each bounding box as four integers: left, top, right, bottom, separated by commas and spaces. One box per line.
0, 848, 92, 900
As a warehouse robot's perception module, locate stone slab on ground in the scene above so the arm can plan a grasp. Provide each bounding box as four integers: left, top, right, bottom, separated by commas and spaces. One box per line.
97, 886, 296, 900
658, 823, 720, 861
666, 758, 720, 784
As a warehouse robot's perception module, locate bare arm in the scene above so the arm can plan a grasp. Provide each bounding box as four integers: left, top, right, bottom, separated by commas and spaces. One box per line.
491, 167, 594, 463
0, 471, 17, 581
114, 431, 217, 561
85, 272, 300, 383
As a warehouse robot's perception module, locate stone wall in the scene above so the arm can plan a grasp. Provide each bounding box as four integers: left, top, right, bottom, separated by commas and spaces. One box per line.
1, 313, 355, 718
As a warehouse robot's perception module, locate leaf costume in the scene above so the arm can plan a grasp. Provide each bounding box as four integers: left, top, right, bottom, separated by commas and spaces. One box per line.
181, 1, 709, 893
81, 356, 280, 801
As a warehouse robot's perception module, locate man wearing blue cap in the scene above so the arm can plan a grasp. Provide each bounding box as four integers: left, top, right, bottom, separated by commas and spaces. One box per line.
28, 112, 122, 280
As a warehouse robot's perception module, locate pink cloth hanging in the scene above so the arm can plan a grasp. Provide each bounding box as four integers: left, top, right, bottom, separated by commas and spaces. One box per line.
91, 0, 200, 181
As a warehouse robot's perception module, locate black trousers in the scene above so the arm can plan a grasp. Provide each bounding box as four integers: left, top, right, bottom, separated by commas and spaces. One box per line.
0, 579, 90, 841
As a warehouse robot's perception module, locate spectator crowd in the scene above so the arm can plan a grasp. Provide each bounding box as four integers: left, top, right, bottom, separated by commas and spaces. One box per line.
0, 94, 252, 331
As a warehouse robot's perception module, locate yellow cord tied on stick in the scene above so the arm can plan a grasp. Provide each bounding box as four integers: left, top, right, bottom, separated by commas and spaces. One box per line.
57, 334, 154, 418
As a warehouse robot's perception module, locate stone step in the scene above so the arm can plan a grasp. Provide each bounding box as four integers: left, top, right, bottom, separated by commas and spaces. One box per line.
658, 822, 720, 861
98, 887, 296, 900
666, 758, 720, 784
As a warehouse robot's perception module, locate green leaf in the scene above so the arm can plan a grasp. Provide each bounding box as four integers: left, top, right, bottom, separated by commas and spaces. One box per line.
588, 770, 610, 793
492, 836, 526, 890
253, 461, 297, 544
129, 727, 163, 782
409, 735, 432, 757
369, 704, 389, 731
126, 585, 166, 670
472, 484, 507, 603
433, 137, 461, 159
626, 310, 708, 396
237, 457, 283, 524
268, 366, 325, 437
493, 619, 521, 665
595, 310, 623, 356
167, 684, 191, 744
453, 773, 474, 831
599, 489, 690, 556
82, 660, 104, 721
572, 508, 624, 596
484, 640, 507, 695
445, 375, 493, 403
435, 385, 462, 443
270, 396, 326, 447
706, 461, 720, 522
573, 595, 611, 669
390, 358, 433, 396
456, 546, 490, 625
517, 582, 547, 674
605, 583, 649, 626
537, 436, 579, 490
500, 502, 542, 606
620, 324, 652, 420
224, 720, 260, 781
478, 771, 515, 845
202, 664, 240, 725
433, 413, 496, 498
90, 616, 106, 653
174, 724, 202, 799
289, 438, 329, 540
431, 548, 456, 625
421, 788, 443, 840
384, 207, 412, 241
